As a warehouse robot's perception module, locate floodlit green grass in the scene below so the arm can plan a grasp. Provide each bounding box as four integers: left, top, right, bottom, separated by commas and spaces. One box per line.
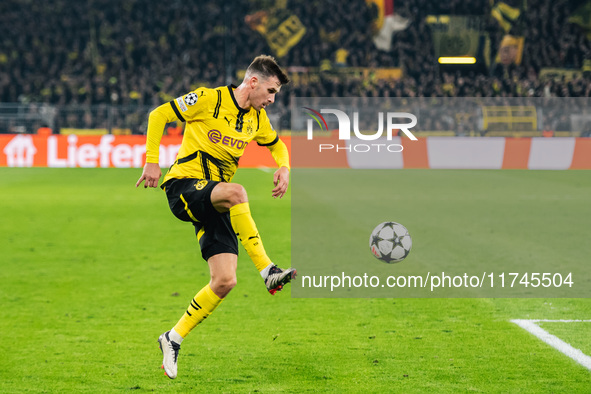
538, 321, 591, 357
1, 168, 590, 392
292, 169, 591, 298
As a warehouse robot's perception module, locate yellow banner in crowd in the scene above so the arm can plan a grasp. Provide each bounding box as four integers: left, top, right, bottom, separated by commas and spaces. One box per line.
494, 34, 524, 65
568, 2, 591, 38
246, 8, 306, 58
490, 0, 524, 33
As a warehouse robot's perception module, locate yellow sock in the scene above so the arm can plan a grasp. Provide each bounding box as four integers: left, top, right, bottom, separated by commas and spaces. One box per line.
229, 202, 273, 272
173, 284, 222, 338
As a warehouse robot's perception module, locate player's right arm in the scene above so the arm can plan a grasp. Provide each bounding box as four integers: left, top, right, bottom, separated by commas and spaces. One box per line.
135, 103, 178, 188
136, 90, 209, 188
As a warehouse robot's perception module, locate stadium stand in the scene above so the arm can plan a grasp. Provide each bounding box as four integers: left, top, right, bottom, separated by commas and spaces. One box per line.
1, 0, 590, 134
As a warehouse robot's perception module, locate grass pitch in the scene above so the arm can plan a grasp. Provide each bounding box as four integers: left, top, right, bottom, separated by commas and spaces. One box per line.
1, 168, 590, 392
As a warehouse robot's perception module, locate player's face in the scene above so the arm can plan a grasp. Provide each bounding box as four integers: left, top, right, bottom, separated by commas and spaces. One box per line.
252, 76, 281, 111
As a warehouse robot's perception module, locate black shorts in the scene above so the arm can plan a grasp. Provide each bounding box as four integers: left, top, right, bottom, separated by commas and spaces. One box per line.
163, 178, 238, 261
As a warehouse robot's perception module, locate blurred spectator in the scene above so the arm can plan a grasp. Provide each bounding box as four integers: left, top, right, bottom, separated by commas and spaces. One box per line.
1, 0, 591, 113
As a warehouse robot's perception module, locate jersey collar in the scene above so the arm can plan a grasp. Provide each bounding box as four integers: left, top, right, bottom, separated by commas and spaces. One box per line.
228, 85, 250, 113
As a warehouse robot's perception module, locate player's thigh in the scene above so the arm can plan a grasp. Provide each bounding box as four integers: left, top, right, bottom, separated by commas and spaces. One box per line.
164, 178, 218, 222
164, 178, 239, 261
195, 212, 238, 261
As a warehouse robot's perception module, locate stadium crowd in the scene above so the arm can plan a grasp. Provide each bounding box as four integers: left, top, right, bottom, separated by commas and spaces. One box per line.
1, 0, 590, 132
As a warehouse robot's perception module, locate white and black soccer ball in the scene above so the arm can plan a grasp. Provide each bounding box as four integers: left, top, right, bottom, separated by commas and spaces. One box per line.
369, 222, 412, 263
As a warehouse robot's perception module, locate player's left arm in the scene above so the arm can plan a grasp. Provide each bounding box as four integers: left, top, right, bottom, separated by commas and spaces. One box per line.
267, 139, 290, 199
255, 112, 290, 198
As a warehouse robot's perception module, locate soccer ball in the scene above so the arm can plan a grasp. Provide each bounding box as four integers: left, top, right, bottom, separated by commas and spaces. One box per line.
369, 222, 412, 263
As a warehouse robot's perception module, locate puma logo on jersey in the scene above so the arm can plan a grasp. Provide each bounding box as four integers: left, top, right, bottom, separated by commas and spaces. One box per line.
224, 116, 232, 127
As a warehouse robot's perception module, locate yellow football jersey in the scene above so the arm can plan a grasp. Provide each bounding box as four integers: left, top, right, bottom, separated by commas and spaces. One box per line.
156, 85, 280, 185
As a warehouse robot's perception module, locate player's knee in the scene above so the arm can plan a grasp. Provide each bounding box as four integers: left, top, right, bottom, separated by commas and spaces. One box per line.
212, 183, 248, 212
227, 184, 248, 207
211, 274, 237, 297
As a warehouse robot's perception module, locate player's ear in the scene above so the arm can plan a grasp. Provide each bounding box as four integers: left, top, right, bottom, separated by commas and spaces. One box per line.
249, 76, 258, 89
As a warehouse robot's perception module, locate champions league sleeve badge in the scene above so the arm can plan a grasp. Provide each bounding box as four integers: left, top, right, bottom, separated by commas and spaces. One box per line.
184, 92, 199, 106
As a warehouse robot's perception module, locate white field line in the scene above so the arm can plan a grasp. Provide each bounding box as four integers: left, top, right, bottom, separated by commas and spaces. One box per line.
511, 319, 591, 370
257, 166, 273, 173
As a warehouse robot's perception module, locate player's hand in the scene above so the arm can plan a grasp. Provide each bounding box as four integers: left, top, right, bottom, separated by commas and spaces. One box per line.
136, 162, 162, 188
272, 166, 290, 199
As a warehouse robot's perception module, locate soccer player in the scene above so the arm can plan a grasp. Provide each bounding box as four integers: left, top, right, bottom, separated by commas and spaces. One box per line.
136, 55, 296, 379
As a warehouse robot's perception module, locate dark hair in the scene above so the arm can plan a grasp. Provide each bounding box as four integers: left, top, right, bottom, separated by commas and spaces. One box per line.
246, 55, 290, 85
